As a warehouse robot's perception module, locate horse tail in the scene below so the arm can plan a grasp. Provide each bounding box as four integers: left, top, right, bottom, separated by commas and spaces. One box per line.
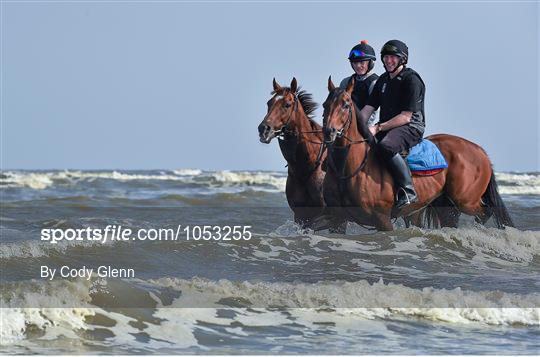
482, 171, 514, 228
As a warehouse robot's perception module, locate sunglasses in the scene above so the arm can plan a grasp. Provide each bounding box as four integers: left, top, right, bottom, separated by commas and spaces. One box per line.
349, 49, 367, 58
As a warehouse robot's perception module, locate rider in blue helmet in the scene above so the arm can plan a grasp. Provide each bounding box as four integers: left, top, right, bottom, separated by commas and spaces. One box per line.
356, 39, 426, 210
339, 40, 379, 125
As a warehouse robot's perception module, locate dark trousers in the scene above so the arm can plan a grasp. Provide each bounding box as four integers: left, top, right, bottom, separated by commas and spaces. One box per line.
375, 125, 423, 160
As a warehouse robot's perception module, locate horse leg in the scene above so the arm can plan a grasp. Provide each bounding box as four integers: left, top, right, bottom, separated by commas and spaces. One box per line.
306, 206, 340, 231
404, 209, 435, 228
329, 219, 347, 234
373, 212, 394, 231
428, 134, 507, 228
293, 209, 309, 228
428, 195, 460, 228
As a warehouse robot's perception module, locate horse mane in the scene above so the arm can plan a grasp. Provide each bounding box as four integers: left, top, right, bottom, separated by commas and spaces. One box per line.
271, 87, 319, 123
270, 87, 321, 130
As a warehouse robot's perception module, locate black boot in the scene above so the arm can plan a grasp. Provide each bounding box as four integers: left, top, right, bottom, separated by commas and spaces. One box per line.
388, 153, 418, 210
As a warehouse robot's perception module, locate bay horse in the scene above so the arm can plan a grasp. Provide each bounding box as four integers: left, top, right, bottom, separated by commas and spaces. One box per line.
320, 76, 514, 231
258, 78, 346, 231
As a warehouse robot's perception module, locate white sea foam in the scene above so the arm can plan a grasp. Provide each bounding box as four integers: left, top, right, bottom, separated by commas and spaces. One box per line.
173, 169, 203, 176
210, 170, 286, 191
269, 221, 540, 265
0, 170, 184, 189
0, 233, 119, 259
2, 170, 536, 195
150, 277, 540, 326
423, 226, 540, 263
0, 278, 97, 344
495, 172, 540, 195
1, 276, 538, 348
0, 172, 55, 190
0, 170, 288, 191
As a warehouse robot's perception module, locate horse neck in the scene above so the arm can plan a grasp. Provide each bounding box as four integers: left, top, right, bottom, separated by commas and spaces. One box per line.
335, 106, 362, 145
287, 107, 322, 165
335, 107, 370, 174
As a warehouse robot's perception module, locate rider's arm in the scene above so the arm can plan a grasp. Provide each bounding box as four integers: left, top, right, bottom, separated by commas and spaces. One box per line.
357, 105, 376, 125
377, 111, 412, 132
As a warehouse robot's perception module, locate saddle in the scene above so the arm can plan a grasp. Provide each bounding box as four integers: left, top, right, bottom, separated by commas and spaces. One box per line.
405, 139, 448, 176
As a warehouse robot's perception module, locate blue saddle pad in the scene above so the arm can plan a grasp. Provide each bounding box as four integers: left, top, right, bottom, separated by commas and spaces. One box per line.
406, 139, 448, 171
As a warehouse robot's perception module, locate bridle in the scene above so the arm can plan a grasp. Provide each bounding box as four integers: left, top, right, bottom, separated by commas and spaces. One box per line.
325, 95, 369, 145
264, 92, 299, 138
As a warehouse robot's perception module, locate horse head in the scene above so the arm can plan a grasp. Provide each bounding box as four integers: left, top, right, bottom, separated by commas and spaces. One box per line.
322, 76, 356, 144
322, 76, 374, 146
258, 77, 300, 144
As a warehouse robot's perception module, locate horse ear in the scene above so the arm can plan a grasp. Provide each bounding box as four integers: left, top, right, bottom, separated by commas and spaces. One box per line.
290, 77, 298, 93
346, 76, 355, 94
273, 78, 282, 92
328, 76, 336, 92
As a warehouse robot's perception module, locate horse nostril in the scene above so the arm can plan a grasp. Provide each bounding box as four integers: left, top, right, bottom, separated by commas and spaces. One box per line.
323, 127, 336, 135
258, 124, 269, 135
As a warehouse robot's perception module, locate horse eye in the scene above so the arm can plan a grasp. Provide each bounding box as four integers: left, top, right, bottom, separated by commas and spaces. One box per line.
284, 102, 291, 109
343, 102, 350, 110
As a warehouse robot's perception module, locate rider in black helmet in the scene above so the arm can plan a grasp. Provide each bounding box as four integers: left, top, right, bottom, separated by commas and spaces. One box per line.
356, 39, 426, 210
339, 40, 379, 125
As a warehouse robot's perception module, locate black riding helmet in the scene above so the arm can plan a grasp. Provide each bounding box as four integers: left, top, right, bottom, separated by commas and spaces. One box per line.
380, 39, 408, 65
348, 40, 376, 72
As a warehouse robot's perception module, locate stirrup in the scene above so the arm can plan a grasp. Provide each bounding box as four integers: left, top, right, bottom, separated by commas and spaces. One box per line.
395, 188, 417, 209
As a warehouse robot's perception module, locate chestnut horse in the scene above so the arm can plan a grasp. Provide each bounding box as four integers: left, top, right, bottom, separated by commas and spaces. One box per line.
320, 76, 513, 231
258, 78, 336, 228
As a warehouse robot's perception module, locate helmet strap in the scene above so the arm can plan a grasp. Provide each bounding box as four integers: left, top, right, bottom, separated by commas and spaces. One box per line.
368, 60, 374, 72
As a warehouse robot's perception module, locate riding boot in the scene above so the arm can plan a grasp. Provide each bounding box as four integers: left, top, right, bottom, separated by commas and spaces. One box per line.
388, 153, 418, 210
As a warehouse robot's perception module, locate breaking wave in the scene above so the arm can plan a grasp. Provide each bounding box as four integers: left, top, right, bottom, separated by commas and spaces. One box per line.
0, 170, 287, 192
1, 275, 538, 346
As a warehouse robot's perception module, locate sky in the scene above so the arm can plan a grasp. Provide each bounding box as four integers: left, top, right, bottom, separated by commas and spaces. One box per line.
1, 1, 539, 172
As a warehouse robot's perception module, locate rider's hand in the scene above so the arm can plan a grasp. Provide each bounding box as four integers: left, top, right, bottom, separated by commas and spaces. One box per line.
369, 125, 378, 137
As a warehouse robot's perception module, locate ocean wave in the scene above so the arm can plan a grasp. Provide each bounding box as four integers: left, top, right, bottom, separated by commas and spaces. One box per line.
0, 172, 55, 190
172, 169, 203, 176
495, 172, 540, 195
1, 275, 538, 347
269, 221, 540, 264
421, 226, 540, 263
0, 232, 119, 259
0, 170, 190, 189
1, 170, 537, 196
147, 277, 540, 324
209, 171, 286, 191
0, 278, 96, 344
0, 170, 287, 192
